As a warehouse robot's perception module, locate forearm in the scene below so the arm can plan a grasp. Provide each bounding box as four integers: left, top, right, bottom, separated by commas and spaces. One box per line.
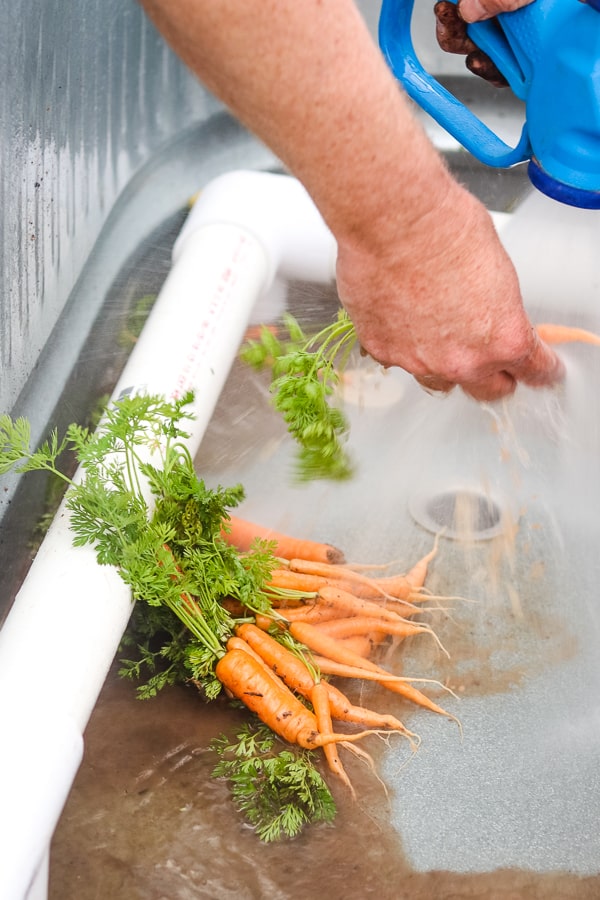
139, 0, 462, 249
139, 0, 563, 401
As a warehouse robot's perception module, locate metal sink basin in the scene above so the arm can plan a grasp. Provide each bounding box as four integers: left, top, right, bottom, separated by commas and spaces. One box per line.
7, 109, 599, 897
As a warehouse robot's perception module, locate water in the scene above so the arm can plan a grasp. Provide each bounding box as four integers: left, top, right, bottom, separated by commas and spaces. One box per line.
6, 177, 600, 897
500, 189, 600, 319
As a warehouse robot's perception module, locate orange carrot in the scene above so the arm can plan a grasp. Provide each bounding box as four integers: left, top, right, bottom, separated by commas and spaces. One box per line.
289, 558, 408, 597
311, 615, 432, 641
264, 584, 421, 626
316, 585, 422, 620
338, 634, 384, 658
311, 681, 355, 794
226, 635, 267, 665
289, 621, 393, 672
288, 622, 456, 723
362, 572, 420, 600
256, 585, 423, 637
267, 594, 308, 610
267, 567, 418, 602
310, 656, 452, 694
271, 602, 350, 625
346, 539, 440, 598
405, 537, 439, 590
236, 623, 318, 691
267, 568, 333, 594
236, 623, 417, 740
215, 647, 380, 749
219, 597, 246, 617
324, 684, 419, 745
222, 515, 345, 563
254, 608, 343, 632
536, 323, 600, 346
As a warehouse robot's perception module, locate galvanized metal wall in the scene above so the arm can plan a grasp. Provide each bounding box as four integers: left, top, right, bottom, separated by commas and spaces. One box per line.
0, 0, 218, 419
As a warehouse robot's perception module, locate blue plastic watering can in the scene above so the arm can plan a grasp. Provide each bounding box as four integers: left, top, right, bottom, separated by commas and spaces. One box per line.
378, 0, 600, 208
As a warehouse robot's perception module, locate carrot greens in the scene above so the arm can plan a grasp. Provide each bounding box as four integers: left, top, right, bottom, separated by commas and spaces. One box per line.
0, 392, 338, 838
211, 722, 336, 842
240, 309, 357, 481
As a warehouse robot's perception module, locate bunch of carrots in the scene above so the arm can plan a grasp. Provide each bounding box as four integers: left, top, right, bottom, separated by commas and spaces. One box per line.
216, 514, 459, 794
0, 392, 460, 837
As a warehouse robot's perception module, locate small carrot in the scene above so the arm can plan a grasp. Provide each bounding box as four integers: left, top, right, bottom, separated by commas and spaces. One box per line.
288, 622, 457, 724
536, 323, 600, 346
222, 514, 345, 564
267, 566, 417, 602
289, 621, 395, 673
310, 655, 456, 696
289, 558, 411, 599
267, 568, 333, 594
219, 597, 247, 617
271, 602, 350, 626
226, 635, 267, 665
254, 607, 342, 632
310, 615, 433, 641
316, 585, 422, 620
405, 536, 440, 590
215, 647, 381, 749
311, 681, 355, 795
338, 537, 440, 596
236, 623, 319, 692
324, 683, 419, 746
265, 585, 421, 627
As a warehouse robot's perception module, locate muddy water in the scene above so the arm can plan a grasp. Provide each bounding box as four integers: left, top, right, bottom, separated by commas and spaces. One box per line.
49, 666, 598, 900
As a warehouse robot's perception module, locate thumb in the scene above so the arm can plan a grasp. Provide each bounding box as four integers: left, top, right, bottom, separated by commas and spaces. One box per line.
458, 0, 534, 23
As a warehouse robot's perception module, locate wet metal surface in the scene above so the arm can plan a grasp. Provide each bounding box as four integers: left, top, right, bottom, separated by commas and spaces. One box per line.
2, 168, 600, 897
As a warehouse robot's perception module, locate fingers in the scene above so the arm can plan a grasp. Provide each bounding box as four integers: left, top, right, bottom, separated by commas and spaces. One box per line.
459, 371, 517, 402
458, 0, 535, 23
434, 0, 508, 85
434, 1, 476, 54
414, 336, 565, 404
414, 373, 456, 394
508, 334, 566, 388
416, 370, 516, 402
465, 49, 508, 87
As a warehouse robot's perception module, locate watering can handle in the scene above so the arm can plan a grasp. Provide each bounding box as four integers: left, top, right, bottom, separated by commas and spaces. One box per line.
378, 0, 533, 167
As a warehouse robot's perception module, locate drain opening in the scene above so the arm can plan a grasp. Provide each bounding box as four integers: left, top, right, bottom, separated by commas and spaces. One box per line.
409, 488, 504, 541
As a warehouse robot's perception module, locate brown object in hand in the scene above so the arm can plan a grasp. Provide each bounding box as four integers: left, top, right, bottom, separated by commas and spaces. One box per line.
434, 1, 509, 88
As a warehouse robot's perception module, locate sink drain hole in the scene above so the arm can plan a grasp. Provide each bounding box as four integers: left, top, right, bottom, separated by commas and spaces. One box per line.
409, 488, 504, 541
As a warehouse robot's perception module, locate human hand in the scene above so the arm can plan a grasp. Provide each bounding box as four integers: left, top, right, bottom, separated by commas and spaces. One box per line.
434, 0, 535, 87
335, 182, 564, 403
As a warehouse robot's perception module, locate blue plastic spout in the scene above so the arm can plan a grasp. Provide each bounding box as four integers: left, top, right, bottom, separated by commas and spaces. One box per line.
379, 0, 600, 209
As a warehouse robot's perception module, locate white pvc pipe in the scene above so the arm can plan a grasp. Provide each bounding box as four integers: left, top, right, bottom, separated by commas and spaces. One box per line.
0, 171, 336, 900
